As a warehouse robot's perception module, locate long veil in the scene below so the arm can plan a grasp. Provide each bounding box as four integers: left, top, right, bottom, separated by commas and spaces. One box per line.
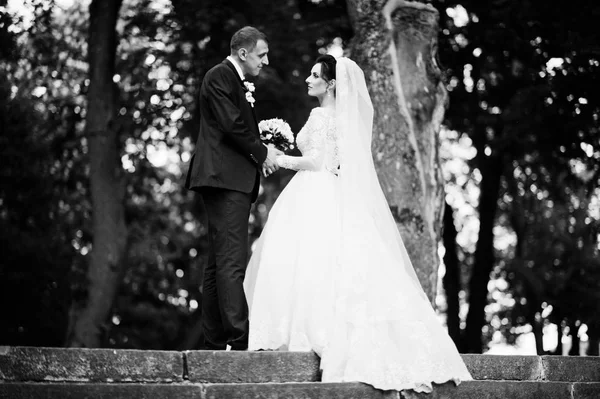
335, 57, 427, 301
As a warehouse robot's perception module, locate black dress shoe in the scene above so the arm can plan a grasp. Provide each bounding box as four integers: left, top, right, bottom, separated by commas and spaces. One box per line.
203, 341, 227, 350
229, 343, 248, 351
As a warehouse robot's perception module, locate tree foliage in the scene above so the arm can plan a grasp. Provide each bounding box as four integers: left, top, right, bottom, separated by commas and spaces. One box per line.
1, 0, 351, 349
438, 0, 600, 353
1, 0, 598, 354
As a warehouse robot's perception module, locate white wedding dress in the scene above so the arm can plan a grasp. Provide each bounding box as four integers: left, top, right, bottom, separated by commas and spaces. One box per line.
244, 59, 472, 393
245, 107, 340, 356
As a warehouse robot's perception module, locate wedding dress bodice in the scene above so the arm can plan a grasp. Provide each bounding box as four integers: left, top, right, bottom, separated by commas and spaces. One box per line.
276, 107, 339, 174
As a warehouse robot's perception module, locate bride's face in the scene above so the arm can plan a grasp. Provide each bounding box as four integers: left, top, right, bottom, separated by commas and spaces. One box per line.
305, 64, 329, 98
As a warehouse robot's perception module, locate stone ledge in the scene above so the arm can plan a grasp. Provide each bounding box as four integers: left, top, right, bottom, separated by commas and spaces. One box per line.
187, 352, 600, 384
572, 382, 600, 399
0, 381, 599, 399
204, 381, 593, 399
204, 382, 394, 399
542, 356, 600, 382
186, 351, 320, 383
0, 383, 200, 399
462, 354, 542, 381
2, 347, 599, 385
0, 346, 184, 383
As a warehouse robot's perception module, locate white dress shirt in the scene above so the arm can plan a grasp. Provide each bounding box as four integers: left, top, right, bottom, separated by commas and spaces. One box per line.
226, 56, 245, 81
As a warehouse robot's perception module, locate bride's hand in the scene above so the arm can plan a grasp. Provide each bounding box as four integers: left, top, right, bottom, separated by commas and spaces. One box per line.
263, 160, 281, 177
263, 147, 281, 177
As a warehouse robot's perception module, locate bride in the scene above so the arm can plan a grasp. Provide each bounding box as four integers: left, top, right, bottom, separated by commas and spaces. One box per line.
244, 55, 472, 393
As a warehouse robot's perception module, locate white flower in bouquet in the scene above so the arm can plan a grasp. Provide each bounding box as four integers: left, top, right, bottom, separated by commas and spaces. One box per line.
258, 118, 295, 152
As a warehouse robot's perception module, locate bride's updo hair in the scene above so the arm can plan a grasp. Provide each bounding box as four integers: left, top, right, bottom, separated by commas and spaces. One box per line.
315, 54, 336, 83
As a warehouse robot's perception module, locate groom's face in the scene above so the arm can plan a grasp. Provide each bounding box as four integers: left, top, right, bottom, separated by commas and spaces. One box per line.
241, 39, 269, 77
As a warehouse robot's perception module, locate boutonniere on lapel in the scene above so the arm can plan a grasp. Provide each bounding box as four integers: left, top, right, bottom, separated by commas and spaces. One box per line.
243, 81, 256, 108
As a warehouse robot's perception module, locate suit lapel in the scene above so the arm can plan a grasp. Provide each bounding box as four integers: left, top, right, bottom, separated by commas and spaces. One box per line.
248, 95, 258, 126
223, 59, 258, 131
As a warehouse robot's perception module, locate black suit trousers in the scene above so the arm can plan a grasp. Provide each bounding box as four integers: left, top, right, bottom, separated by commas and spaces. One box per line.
200, 187, 252, 350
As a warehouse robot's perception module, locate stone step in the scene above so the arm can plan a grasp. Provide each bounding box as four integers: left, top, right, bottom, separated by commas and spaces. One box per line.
0, 346, 184, 383
1, 381, 600, 399
187, 351, 600, 384
0, 382, 199, 399
1, 346, 599, 384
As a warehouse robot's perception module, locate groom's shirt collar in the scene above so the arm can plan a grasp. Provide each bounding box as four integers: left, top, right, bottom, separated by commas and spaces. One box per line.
226, 56, 245, 81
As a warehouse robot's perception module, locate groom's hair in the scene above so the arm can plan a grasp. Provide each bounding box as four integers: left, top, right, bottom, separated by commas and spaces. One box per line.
230, 26, 267, 54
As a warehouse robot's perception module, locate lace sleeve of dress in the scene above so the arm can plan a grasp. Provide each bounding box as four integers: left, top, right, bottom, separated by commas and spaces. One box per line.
276, 109, 327, 171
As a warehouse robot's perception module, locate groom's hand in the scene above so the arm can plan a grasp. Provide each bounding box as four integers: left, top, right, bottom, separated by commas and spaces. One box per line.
263, 146, 282, 177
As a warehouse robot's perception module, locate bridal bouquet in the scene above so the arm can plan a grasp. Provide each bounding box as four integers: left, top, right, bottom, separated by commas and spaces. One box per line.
258, 118, 295, 152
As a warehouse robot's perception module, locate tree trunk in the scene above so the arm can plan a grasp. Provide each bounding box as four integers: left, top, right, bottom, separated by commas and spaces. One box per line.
569, 322, 580, 356
462, 154, 503, 353
507, 183, 546, 355
553, 322, 564, 355
442, 201, 461, 345
346, 0, 446, 302
67, 0, 125, 348
530, 309, 545, 355
587, 327, 599, 356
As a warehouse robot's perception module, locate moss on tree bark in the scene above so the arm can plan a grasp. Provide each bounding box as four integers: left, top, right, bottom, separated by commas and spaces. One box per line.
347, 0, 446, 302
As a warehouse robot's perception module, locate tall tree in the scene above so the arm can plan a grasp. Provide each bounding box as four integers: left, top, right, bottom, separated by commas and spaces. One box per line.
345, 0, 446, 301
67, 0, 125, 348
442, 201, 461, 344
439, 0, 600, 352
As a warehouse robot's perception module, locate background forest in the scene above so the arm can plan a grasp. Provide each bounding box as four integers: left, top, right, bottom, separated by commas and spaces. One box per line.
1, 0, 599, 355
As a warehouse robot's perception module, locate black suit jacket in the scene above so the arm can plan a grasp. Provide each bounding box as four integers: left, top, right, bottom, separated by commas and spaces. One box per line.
185, 59, 267, 202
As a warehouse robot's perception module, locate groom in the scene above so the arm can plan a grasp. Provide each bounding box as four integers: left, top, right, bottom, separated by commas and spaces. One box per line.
185, 26, 280, 350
